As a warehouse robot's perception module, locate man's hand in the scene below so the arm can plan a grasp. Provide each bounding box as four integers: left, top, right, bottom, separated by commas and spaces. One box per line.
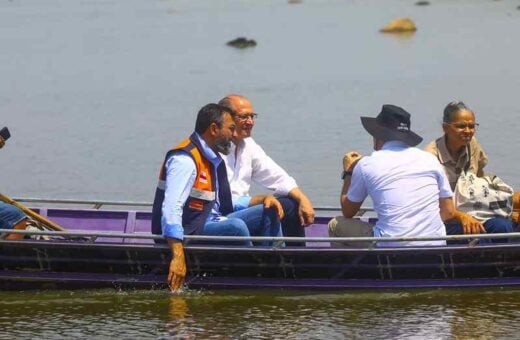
454, 211, 486, 234
343, 151, 363, 172
297, 195, 315, 226
0, 137, 4, 149
167, 240, 186, 293
288, 188, 315, 226
264, 195, 284, 221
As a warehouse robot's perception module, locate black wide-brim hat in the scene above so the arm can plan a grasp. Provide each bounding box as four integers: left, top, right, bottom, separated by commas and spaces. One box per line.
360, 104, 423, 147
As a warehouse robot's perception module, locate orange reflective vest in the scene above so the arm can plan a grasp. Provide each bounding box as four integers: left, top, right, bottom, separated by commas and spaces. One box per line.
151, 133, 233, 237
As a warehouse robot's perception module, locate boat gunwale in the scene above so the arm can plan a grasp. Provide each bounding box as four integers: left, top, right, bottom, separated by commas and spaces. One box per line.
2, 233, 520, 255
1, 228, 519, 243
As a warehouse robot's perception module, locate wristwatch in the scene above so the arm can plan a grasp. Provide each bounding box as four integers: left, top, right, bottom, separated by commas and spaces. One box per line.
341, 170, 353, 180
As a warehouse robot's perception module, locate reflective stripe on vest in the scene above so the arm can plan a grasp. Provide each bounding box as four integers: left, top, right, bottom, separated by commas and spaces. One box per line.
151, 134, 229, 237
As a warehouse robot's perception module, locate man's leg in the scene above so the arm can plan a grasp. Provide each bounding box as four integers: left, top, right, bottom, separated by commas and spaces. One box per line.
328, 216, 373, 248
0, 202, 27, 240
227, 204, 281, 246
277, 197, 305, 246
201, 218, 252, 246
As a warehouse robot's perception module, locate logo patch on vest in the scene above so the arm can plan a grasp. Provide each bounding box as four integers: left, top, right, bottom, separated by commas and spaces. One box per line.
189, 188, 216, 201
199, 171, 208, 184
188, 199, 204, 211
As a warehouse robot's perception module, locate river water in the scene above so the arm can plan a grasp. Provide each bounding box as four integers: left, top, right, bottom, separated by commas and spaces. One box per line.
1, 288, 520, 339
2, 0, 520, 338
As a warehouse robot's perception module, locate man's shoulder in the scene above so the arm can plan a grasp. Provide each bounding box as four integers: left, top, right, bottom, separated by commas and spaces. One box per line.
409, 146, 442, 163
165, 150, 196, 166
243, 137, 259, 147
242, 137, 265, 153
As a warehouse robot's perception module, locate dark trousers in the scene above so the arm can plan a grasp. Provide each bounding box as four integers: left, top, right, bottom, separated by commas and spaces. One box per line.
445, 217, 514, 244
277, 196, 306, 246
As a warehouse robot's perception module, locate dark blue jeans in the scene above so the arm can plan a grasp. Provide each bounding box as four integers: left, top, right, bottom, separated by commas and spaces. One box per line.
445, 217, 514, 244
277, 196, 305, 246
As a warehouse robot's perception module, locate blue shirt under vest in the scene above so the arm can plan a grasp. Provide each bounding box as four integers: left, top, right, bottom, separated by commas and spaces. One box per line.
161, 133, 250, 240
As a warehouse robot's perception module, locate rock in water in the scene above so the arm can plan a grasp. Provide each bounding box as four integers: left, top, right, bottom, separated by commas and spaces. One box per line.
226, 37, 257, 49
380, 18, 417, 33
415, 1, 430, 6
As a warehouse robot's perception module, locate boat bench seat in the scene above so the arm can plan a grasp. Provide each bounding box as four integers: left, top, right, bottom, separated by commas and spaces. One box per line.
34, 208, 155, 244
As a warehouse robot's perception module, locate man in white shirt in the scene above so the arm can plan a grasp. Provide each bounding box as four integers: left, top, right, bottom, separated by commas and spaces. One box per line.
329, 104, 464, 247
218, 94, 315, 244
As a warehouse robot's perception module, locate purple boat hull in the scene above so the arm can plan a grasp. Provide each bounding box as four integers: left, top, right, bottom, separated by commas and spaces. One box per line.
1, 204, 520, 290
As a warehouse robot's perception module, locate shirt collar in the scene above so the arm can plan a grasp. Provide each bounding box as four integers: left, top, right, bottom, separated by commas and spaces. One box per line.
194, 132, 222, 167
381, 140, 409, 150
436, 135, 452, 164
437, 135, 468, 165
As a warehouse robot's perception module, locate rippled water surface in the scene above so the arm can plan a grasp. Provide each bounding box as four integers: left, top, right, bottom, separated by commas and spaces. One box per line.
1, 0, 520, 206
1, 288, 520, 339
2, 0, 520, 337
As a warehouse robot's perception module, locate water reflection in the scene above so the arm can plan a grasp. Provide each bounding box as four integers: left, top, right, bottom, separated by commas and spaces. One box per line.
1, 289, 520, 338
168, 296, 189, 320
163, 296, 194, 339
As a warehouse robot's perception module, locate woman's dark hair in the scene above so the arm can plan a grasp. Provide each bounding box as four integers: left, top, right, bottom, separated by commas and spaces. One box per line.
443, 101, 473, 123
195, 103, 235, 134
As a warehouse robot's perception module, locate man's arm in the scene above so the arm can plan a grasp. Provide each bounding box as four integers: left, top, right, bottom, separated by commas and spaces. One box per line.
439, 197, 455, 222
167, 239, 186, 292
439, 197, 486, 234
249, 194, 284, 220
162, 153, 197, 292
288, 187, 315, 225
340, 173, 363, 218
248, 140, 315, 224
249, 139, 298, 196
340, 151, 364, 218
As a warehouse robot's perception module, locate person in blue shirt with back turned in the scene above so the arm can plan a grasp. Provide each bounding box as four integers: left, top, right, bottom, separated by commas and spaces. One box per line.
151, 103, 283, 292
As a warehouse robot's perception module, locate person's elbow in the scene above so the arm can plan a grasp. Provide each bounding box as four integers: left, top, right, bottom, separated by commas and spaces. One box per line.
341, 196, 361, 218
439, 197, 456, 222
440, 209, 455, 222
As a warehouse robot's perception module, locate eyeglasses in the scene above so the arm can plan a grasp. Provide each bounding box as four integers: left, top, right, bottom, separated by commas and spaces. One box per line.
447, 122, 479, 130
235, 113, 258, 121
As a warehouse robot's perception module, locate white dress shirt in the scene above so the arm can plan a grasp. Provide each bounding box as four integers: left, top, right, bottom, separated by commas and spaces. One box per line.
348, 141, 453, 247
221, 137, 298, 199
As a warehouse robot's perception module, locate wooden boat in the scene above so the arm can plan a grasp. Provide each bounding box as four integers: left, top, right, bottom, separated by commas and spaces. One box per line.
1, 198, 519, 290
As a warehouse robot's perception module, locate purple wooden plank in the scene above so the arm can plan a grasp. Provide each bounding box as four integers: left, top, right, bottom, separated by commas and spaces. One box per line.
40, 207, 332, 245
45, 209, 128, 243
123, 211, 137, 244
305, 224, 330, 247
38, 208, 48, 217
134, 212, 153, 233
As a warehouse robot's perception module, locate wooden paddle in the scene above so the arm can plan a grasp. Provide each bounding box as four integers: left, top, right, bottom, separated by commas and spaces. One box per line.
0, 193, 67, 232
